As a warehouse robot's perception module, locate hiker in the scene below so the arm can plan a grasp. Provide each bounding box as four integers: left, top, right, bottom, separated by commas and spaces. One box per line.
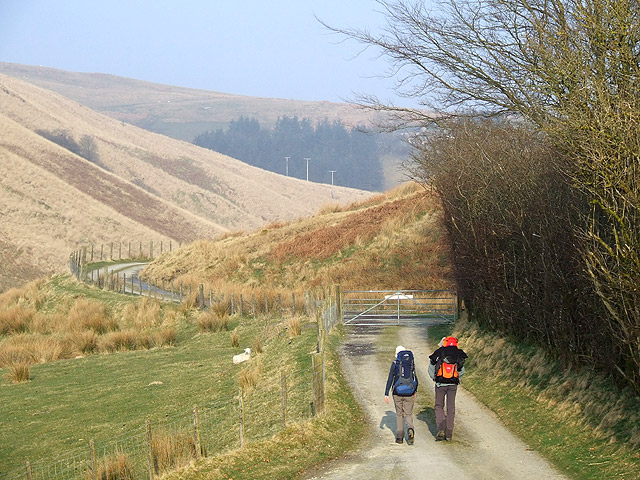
384, 345, 418, 445
428, 336, 468, 441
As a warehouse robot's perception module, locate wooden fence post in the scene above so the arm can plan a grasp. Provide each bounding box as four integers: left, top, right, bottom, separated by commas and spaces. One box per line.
239, 294, 244, 316
128, 241, 131, 259
89, 440, 97, 480
146, 420, 155, 479
239, 389, 245, 447
118, 242, 122, 260
291, 293, 296, 316
251, 294, 256, 318
25, 461, 32, 480
100, 244, 104, 261
198, 284, 205, 309
312, 353, 325, 415
90, 244, 94, 262
193, 405, 201, 460
110, 242, 113, 260
150, 240, 154, 259
281, 370, 287, 428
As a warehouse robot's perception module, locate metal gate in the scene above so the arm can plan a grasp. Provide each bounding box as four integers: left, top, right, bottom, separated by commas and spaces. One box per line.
342, 289, 457, 326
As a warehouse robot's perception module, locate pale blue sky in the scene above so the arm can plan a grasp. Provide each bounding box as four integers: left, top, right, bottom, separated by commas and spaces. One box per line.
0, 1, 415, 106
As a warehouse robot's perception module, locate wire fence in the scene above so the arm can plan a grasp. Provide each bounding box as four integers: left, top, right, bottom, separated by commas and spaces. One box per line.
2, 290, 340, 480
3, 360, 327, 480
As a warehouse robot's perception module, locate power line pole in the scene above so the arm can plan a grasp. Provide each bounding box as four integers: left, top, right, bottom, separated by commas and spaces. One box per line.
329, 170, 336, 186
284, 156, 290, 176
304, 157, 311, 182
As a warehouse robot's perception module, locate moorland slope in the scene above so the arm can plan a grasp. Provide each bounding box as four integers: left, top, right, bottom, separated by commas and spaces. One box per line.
0, 74, 372, 291
0, 63, 381, 141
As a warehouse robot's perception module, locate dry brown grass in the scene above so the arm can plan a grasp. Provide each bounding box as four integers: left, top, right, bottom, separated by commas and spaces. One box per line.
90, 452, 134, 480
68, 298, 117, 334
0, 71, 372, 290
151, 431, 197, 474
141, 185, 452, 296
0, 305, 33, 334
286, 317, 302, 338
239, 356, 263, 391
4, 362, 30, 383
197, 310, 230, 333
230, 328, 240, 348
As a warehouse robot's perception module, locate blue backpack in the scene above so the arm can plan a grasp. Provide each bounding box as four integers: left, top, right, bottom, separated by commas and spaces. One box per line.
393, 350, 417, 396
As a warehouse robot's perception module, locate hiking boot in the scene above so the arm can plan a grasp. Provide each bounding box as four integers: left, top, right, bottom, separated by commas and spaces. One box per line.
395, 437, 403, 444
407, 428, 415, 445
436, 430, 446, 441
445, 430, 453, 441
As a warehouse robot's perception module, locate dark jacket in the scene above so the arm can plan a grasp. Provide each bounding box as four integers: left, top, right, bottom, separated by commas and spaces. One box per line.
428, 345, 468, 385
385, 358, 419, 396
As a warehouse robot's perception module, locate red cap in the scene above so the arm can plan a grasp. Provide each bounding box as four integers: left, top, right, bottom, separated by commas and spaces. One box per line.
443, 336, 458, 347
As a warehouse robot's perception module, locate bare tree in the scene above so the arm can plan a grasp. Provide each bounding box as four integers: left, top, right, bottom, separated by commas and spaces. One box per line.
324, 0, 640, 391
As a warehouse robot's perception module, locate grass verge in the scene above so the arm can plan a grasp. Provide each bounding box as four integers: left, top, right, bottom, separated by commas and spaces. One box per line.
163, 327, 367, 480
447, 316, 640, 480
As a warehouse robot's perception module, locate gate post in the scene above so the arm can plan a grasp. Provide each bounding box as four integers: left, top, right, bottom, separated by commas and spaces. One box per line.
335, 285, 342, 323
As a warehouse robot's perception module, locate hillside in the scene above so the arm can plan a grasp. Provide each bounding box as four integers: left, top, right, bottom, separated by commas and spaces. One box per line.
142, 182, 454, 293
0, 74, 372, 291
0, 63, 408, 189
0, 63, 383, 142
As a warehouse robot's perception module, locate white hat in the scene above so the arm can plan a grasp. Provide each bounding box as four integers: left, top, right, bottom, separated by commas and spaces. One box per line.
395, 345, 406, 355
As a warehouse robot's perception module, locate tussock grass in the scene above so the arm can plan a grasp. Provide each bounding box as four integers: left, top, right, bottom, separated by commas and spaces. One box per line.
4, 362, 30, 383
230, 328, 240, 348
0, 305, 33, 334
0, 276, 184, 367
251, 337, 263, 355
151, 431, 198, 474
286, 316, 302, 338
239, 356, 263, 391
90, 452, 134, 480
197, 310, 230, 333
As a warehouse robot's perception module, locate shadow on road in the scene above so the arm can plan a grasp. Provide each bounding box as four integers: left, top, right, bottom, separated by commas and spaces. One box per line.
379, 410, 397, 436
416, 405, 438, 438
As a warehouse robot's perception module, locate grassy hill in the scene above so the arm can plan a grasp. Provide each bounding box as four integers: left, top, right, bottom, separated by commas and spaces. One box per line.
0, 62, 409, 189
1, 183, 639, 480
0, 63, 382, 141
0, 73, 372, 291
141, 182, 453, 293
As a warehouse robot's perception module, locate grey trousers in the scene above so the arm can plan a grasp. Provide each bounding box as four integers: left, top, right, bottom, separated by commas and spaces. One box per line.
434, 384, 458, 438
392, 394, 415, 438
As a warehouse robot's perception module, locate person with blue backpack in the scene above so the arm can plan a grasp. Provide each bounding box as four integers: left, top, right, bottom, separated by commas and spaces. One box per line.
384, 345, 418, 445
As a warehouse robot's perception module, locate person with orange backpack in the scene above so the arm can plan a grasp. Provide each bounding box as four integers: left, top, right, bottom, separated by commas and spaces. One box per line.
428, 336, 468, 441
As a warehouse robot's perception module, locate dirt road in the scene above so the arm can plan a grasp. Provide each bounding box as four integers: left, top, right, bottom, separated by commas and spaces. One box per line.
305, 325, 569, 480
